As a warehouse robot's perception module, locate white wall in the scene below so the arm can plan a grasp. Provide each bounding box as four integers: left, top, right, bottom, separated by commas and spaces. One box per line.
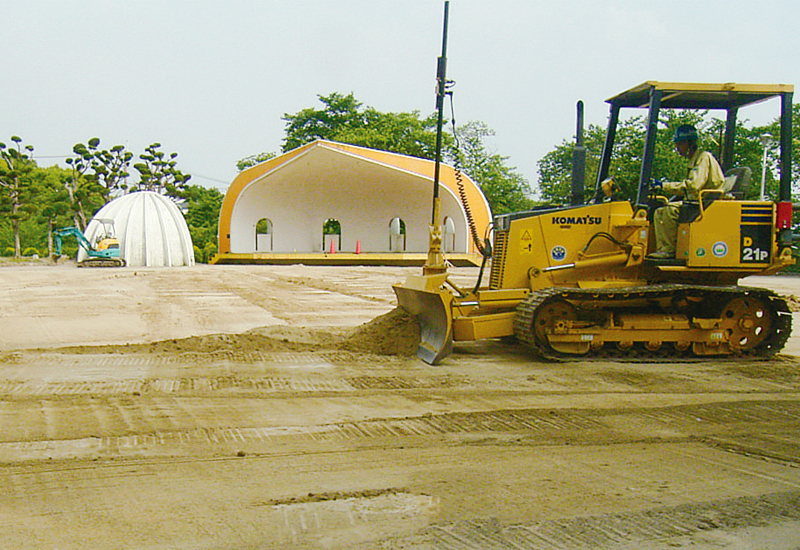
229, 148, 469, 254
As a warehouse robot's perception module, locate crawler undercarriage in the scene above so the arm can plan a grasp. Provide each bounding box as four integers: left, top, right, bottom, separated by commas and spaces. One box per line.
514, 285, 792, 361
78, 258, 126, 268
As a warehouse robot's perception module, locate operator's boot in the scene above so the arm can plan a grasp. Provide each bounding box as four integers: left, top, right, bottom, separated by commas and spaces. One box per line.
647, 249, 675, 260
645, 247, 685, 265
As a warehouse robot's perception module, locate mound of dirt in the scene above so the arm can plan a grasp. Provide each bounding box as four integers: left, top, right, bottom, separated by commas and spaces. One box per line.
52, 308, 421, 358
339, 307, 420, 356
56, 330, 325, 356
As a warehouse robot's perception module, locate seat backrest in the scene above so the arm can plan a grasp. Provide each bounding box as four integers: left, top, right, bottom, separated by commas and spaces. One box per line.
724, 167, 752, 199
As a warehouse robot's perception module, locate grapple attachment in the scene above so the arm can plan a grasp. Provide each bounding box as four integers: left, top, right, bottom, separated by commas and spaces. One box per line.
393, 273, 453, 364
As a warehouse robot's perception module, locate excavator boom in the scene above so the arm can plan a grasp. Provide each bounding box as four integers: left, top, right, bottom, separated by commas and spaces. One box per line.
54, 225, 125, 268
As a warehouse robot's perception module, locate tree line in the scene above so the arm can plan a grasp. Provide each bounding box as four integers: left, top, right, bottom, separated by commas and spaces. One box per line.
244, 91, 800, 215
537, 105, 800, 205
0, 138, 222, 262
1, 92, 534, 264
4, 93, 797, 264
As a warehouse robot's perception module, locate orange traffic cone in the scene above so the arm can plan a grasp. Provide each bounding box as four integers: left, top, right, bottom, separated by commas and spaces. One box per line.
355, 239, 361, 254
329, 239, 336, 254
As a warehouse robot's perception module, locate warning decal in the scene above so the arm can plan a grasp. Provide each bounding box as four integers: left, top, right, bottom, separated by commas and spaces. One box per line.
521, 230, 533, 254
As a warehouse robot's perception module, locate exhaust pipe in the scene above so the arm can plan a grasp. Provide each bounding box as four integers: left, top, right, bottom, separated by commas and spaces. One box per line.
571, 100, 586, 206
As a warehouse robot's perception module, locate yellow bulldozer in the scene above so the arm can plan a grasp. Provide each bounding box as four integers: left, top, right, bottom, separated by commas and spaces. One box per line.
394, 81, 795, 364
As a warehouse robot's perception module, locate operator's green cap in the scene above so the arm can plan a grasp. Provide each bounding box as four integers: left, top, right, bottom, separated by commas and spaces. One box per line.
673, 124, 699, 143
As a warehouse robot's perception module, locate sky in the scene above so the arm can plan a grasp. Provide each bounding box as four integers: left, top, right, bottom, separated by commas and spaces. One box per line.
2, 0, 798, 194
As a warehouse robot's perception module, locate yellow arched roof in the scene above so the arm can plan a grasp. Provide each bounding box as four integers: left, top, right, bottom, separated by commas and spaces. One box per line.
218, 140, 492, 254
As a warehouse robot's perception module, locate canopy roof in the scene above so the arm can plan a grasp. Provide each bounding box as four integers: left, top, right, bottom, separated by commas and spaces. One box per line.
606, 81, 794, 110
217, 140, 492, 257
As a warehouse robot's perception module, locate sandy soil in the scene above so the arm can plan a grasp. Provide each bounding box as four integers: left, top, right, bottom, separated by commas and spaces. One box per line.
2, 262, 800, 549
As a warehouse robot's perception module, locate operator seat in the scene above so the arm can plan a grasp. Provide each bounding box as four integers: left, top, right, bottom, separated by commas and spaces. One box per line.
723, 166, 752, 199
677, 166, 753, 224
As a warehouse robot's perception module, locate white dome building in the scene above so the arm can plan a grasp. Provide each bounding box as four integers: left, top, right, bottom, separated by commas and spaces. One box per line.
81, 191, 195, 267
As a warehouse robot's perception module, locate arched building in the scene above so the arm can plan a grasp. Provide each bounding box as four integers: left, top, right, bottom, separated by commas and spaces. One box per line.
214, 140, 492, 265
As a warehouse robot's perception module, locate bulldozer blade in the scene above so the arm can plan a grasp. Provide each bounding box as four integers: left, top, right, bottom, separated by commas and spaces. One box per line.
393, 281, 453, 365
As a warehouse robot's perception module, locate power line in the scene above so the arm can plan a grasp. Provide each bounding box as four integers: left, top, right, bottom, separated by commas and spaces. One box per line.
29, 154, 231, 188
187, 172, 231, 186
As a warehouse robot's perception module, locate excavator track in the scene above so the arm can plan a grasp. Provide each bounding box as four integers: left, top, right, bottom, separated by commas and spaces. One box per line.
513, 285, 792, 362
78, 258, 126, 268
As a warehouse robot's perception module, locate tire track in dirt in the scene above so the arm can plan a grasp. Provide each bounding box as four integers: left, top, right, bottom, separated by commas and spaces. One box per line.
631, 399, 800, 425
4, 400, 800, 464
0, 373, 464, 397
0, 407, 605, 461
379, 491, 800, 550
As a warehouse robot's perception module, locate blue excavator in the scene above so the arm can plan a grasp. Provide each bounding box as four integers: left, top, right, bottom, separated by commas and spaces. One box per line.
54, 219, 126, 267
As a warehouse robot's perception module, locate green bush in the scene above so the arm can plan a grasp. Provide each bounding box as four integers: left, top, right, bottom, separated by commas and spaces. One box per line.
2, 247, 14, 257
193, 245, 203, 263
203, 242, 217, 263
22, 247, 39, 257
59, 244, 78, 258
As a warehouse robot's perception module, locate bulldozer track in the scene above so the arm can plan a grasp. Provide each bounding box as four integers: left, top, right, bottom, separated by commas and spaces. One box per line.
514, 284, 792, 362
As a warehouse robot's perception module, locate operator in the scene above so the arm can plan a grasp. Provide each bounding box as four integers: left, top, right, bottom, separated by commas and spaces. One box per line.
647, 124, 725, 260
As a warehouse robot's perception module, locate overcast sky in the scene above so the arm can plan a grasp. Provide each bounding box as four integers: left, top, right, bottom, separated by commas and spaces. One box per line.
2, 0, 797, 193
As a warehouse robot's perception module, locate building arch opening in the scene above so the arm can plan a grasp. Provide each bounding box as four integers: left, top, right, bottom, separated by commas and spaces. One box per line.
256, 218, 273, 251
443, 216, 456, 253
323, 218, 341, 252
389, 217, 406, 252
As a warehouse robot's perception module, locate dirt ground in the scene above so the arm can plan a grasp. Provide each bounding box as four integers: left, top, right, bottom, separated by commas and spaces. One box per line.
3, 262, 800, 549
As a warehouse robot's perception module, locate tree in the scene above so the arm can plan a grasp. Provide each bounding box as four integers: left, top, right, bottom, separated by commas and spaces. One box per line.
89, 143, 133, 199
66, 138, 133, 229
537, 121, 603, 204
448, 121, 534, 215
0, 137, 202, 259
742, 103, 800, 200
134, 143, 191, 196
537, 111, 715, 204
281, 92, 443, 158
64, 139, 95, 229
333, 108, 441, 159
178, 184, 224, 263
237, 152, 276, 172
0, 136, 36, 257
30, 166, 72, 260
282, 92, 366, 152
